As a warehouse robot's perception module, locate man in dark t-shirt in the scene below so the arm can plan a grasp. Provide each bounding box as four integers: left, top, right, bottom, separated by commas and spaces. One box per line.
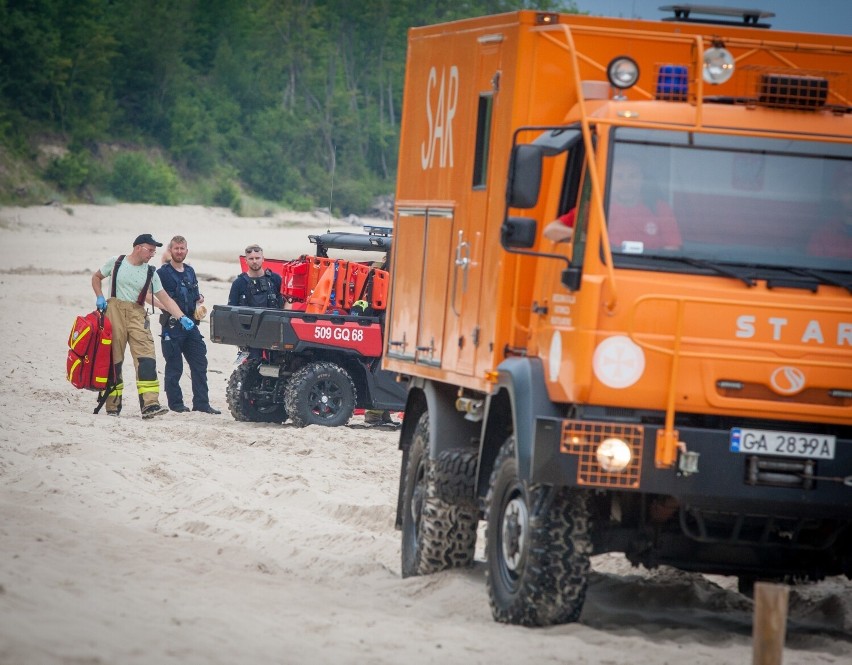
228, 243, 283, 360
227, 243, 283, 308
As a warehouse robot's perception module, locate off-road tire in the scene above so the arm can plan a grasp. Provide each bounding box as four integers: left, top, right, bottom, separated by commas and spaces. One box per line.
433, 448, 478, 508
284, 361, 356, 428
401, 413, 478, 578
485, 436, 592, 626
226, 360, 287, 423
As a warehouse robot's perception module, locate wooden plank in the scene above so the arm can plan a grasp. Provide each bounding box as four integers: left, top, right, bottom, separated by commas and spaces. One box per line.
752, 582, 789, 665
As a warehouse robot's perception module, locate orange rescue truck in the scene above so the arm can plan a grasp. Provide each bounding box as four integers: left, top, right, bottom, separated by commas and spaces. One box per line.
387, 7, 852, 626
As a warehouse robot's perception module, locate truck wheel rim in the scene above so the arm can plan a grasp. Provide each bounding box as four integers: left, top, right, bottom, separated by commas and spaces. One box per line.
501, 493, 528, 573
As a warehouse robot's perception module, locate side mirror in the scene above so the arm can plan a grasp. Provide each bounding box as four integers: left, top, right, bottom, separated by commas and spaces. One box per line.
502, 217, 537, 249
507, 145, 543, 209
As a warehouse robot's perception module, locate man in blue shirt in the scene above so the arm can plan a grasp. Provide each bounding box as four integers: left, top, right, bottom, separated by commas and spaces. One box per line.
156, 235, 220, 414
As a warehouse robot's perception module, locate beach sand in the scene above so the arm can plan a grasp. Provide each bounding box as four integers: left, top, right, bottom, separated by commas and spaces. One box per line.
0, 203, 849, 664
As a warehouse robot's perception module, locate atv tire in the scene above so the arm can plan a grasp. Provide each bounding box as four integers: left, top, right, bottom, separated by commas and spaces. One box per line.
284, 361, 356, 428
226, 360, 287, 423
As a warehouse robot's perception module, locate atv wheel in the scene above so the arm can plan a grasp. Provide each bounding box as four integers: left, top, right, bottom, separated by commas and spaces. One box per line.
226, 360, 287, 423
485, 436, 591, 626
284, 361, 356, 428
401, 413, 478, 577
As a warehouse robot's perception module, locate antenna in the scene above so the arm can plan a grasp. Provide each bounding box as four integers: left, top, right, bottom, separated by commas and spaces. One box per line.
327, 144, 336, 233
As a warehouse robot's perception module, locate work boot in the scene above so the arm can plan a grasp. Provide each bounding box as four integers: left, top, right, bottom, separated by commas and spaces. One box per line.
365, 410, 397, 426
364, 410, 383, 425
141, 404, 170, 419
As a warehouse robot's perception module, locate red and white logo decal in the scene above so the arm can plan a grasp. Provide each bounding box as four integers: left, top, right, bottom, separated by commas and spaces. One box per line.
593, 335, 645, 389
769, 366, 806, 396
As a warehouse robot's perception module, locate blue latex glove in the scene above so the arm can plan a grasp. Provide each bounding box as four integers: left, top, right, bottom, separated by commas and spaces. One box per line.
96, 295, 107, 312
179, 315, 195, 331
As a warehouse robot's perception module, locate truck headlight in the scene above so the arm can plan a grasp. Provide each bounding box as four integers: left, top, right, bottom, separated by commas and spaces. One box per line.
703, 45, 735, 84
607, 56, 640, 90
596, 438, 632, 472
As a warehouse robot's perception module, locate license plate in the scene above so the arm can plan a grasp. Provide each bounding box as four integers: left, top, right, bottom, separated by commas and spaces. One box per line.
730, 428, 836, 460
233, 350, 250, 367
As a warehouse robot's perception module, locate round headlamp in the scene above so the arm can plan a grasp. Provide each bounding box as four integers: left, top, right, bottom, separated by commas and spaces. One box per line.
607, 56, 640, 90
702, 46, 735, 84
596, 438, 632, 473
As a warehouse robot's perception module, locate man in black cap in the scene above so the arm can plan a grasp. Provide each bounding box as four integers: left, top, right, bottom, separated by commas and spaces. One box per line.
91, 233, 196, 419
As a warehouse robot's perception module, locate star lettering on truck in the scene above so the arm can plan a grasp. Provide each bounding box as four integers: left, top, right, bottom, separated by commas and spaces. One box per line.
735, 315, 852, 346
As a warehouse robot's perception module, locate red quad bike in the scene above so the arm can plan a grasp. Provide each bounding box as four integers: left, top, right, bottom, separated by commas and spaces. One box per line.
209, 226, 406, 427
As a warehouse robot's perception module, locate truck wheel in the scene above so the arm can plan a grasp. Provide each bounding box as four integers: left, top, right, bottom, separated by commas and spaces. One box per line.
284, 361, 356, 428
485, 436, 591, 626
226, 361, 287, 423
401, 413, 478, 577
433, 448, 478, 507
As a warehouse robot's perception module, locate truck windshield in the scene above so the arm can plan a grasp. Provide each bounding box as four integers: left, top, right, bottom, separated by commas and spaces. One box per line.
607, 128, 852, 276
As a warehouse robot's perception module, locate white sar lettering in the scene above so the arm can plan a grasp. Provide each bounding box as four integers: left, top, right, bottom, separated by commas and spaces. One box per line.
420, 66, 458, 170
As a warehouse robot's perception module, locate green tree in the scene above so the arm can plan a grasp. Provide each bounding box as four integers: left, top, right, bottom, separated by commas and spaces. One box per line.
1, 0, 581, 209
109, 152, 178, 204
0, 0, 117, 138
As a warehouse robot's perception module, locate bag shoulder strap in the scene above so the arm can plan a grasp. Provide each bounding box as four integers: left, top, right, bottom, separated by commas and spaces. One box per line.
93, 311, 115, 414
93, 362, 117, 414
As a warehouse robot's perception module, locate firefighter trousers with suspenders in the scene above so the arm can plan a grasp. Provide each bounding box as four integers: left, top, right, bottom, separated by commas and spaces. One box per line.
103, 257, 160, 414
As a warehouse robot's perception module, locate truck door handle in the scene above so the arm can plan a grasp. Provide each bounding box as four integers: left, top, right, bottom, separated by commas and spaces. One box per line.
451, 230, 471, 316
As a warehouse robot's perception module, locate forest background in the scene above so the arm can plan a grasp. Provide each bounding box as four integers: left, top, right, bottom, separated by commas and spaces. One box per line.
0, 0, 576, 216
